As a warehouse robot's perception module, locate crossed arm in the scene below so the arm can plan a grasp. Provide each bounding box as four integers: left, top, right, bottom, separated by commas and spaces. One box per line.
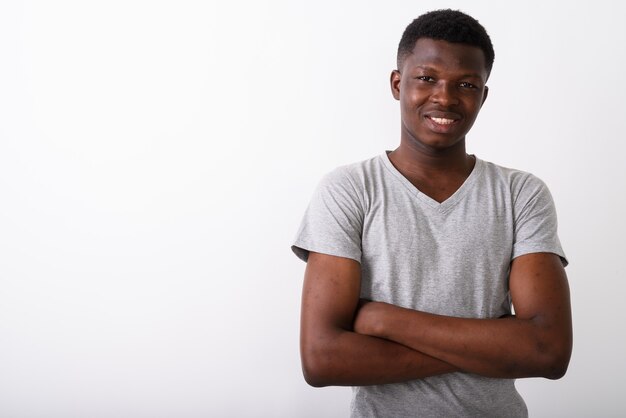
300, 251, 572, 387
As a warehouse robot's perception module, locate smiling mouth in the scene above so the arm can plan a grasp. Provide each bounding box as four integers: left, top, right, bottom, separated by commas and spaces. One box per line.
429, 117, 456, 125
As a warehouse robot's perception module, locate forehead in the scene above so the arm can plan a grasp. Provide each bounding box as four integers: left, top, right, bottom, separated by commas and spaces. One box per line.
403, 38, 488, 78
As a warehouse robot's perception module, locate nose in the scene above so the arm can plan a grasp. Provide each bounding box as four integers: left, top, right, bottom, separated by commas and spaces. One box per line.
430, 81, 459, 106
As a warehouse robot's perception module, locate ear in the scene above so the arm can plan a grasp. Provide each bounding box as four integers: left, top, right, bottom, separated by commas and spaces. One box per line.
390, 70, 401, 101
481, 85, 489, 107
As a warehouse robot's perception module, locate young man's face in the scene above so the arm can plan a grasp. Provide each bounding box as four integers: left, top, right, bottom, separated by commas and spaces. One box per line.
391, 38, 489, 152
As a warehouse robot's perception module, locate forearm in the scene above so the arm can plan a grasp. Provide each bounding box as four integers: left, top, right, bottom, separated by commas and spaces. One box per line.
356, 303, 568, 379
301, 327, 457, 387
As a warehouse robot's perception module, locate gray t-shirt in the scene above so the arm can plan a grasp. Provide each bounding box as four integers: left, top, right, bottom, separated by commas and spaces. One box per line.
292, 152, 567, 418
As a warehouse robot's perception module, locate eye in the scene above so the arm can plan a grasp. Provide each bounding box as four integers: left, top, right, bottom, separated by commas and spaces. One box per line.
416, 75, 435, 82
460, 82, 478, 89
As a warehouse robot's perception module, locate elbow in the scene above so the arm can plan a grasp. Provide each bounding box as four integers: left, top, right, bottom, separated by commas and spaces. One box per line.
300, 334, 342, 387
539, 339, 572, 380
542, 354, 570, 380
543, 363, 568, 380
300, 344, 332, 387
302, 364, 328, 388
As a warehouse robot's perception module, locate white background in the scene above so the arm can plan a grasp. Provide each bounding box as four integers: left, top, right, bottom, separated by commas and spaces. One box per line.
1, 1, 625, 417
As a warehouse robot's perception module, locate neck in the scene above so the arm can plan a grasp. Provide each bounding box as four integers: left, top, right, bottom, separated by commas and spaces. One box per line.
389, 136, 474, 180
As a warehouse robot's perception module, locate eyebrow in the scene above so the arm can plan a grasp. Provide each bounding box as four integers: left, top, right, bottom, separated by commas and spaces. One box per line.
413, 65, 483, 79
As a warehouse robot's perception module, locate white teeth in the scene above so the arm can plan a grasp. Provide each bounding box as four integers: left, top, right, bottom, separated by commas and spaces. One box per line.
430, 117, 455, 125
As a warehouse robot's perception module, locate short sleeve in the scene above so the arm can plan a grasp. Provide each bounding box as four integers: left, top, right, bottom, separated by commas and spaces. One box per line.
512, 174, 568, 266
291, 168, 364, 263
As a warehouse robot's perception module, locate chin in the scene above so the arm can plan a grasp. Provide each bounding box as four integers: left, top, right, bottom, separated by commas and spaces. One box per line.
414, 134, 465, 152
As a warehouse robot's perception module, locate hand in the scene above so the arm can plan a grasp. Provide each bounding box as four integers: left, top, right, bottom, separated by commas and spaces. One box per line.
353, 300, 389, 337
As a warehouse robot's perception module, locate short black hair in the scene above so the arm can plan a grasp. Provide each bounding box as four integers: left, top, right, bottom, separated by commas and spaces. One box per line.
397, 9, 495, 76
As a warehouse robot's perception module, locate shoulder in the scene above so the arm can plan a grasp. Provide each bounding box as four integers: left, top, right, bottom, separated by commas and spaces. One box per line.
322, 155, 382, 183
480, 159, 551, 201
316, 155, 384, 197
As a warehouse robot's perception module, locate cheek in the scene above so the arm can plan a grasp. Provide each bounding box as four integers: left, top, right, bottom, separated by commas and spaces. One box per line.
467, 102, 483, 118
401, 101, 422, 121
402, 91, 425, 111
457, 98, 478, 114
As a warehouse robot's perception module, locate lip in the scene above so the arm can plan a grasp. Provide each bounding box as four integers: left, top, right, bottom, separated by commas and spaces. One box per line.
425, 110, 462, 120
424, 112, 462, 133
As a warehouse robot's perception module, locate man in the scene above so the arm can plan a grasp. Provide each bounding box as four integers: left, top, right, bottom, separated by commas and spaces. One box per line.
291, 9, 572, 417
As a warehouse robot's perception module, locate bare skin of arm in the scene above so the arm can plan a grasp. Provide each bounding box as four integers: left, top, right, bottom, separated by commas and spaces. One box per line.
300, 251, 457, 387
354, 252, 573, 379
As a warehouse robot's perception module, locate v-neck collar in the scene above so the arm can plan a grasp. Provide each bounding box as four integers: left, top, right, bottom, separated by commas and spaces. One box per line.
380, 150, 484, 214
